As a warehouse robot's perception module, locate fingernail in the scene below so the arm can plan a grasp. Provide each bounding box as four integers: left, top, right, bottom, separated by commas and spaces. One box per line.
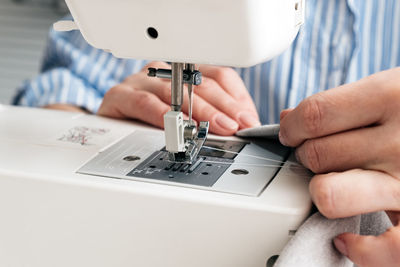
215, 114, 239, 131
238, 112, 261, 128
334, 237, 348, 256
279, 131, 288, 146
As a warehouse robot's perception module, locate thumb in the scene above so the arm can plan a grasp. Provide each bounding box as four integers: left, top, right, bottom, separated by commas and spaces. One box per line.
334, 226, 400, 267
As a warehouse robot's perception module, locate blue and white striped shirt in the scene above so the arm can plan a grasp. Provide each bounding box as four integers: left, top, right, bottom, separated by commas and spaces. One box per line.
13, 0, 400, 125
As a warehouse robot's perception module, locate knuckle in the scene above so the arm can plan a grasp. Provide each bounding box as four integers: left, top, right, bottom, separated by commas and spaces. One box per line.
105, 86, 119, 96
309, 176, 337, 218
133, 91, 154, 109
99, 85, 130, 117
104, 85, 127, 99
301, 96, 324, 136
302, 140, 324, 173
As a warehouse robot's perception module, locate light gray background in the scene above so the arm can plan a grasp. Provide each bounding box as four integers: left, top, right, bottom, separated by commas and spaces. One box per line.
0, 0, 66, 104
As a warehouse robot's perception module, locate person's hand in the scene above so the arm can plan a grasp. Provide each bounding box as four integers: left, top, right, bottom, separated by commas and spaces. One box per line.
97, 61, 260, 135
279, 68, 400, 267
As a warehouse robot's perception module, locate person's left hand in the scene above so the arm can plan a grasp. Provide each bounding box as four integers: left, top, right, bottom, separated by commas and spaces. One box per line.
97, 62, 260, 136
279, 68, 400, 267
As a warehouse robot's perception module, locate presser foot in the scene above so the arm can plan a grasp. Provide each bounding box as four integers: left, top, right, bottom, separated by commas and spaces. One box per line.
168, 121, 209, 164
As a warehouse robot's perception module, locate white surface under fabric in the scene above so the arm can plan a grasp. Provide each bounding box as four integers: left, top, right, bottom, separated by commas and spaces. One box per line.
274, 212, 392, 267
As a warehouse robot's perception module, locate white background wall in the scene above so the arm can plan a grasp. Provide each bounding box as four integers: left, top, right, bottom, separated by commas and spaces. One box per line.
0, 0, 66, 104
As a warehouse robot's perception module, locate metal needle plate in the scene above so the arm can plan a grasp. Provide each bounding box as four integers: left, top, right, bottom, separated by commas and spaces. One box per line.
126, 151, 233, 187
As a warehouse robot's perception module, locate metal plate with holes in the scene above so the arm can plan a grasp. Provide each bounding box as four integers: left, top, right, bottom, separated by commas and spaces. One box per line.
127, 151, 232, 187
77, 130, 290, 196
199, 139, 247, 159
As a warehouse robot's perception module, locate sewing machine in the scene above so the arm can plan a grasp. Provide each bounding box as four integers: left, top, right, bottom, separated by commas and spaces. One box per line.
55, 0, 306, 164
0, 1, 312, 267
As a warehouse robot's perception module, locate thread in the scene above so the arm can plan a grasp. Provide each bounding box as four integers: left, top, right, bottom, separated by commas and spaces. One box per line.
202, 146, 302, 166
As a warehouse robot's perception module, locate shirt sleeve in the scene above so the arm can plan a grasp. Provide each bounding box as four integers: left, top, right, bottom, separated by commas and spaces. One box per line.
12, 16, 119, 113
13, 68, 103, 113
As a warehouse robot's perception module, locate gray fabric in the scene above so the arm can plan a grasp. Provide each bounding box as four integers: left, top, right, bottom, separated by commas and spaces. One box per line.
360, 211, 392, 236
275, 212, 359, 267
274, 212, 392, 267
236, 124, 280, 138
239, 125, 394, 266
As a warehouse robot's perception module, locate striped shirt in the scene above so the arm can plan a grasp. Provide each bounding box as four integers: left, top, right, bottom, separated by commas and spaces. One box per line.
13, 0, 400, 125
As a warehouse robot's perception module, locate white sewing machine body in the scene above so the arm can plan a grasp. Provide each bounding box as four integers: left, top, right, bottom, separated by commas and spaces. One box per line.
0, 105, 311, 267
61, 0, 305, 67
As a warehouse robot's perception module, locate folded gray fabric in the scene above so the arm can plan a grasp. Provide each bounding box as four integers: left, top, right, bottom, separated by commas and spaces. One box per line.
238, 125, 394, 266
360, 211, 392, 236
274, 212, 359, 267
274, 212, 392, 267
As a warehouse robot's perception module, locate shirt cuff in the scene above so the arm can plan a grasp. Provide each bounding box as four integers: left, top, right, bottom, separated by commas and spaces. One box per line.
13, 68, 104, 114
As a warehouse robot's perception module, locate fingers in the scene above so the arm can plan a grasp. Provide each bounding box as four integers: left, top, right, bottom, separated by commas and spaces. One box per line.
309, 169, 400, 219
279, 72, 394, 147
101, 83, 238, 135
97, 84, 169, 129
199, 65, 258, 114
190, 94, 239, 135
334, 226, 400, 267
194, 77, 260, 129
173, 88, 241, 135
120, 62, 256, 134
294, 125, 387, 174
131, 73, 240, 135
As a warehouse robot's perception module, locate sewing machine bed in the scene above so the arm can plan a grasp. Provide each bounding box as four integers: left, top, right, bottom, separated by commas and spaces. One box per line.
0, 105, 312, 267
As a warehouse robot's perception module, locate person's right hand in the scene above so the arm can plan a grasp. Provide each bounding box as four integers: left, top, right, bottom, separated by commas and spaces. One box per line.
279, 68, 400, 267
97, 61, 260, 136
